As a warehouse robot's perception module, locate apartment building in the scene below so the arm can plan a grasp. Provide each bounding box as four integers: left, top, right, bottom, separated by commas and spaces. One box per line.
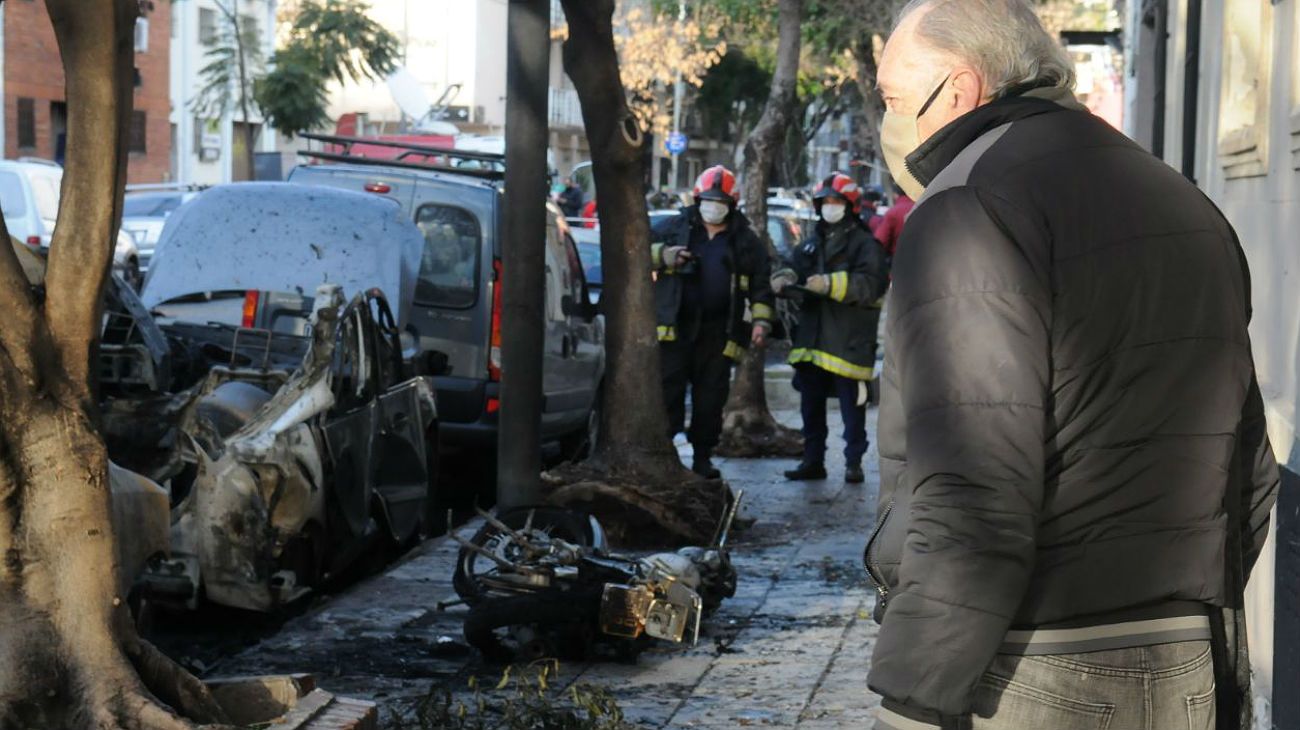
2, 0, 172, 184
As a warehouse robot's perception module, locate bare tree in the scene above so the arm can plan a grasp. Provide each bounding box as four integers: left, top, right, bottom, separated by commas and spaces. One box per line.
0, 1, 228, 727
715, 0, 805, 458
550, 0, 728, 547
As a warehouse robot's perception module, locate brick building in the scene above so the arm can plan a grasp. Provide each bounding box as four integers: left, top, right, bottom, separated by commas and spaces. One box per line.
3, 0, 171, 184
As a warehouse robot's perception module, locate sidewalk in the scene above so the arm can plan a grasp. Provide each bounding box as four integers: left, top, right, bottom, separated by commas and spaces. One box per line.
215, 376, 884, 728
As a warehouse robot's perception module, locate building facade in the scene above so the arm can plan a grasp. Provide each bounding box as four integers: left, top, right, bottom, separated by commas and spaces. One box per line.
169, 0, 278, 185
2, 0, 172, 184
1125, 1, 1299, 727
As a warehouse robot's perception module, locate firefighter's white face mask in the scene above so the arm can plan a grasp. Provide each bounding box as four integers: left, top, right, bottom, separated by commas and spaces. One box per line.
821, 203, 847, 225
881, 73, 949, 201
699, 201, 730, 225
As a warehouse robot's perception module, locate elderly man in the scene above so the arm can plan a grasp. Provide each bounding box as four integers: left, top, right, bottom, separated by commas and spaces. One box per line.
864, 1, 1280, 729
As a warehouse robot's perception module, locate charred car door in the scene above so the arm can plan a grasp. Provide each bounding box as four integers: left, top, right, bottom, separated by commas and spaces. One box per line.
324, 292, 436, 545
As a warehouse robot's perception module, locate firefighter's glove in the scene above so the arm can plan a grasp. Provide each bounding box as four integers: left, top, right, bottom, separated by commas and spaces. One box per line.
662, 246, 691, 269
770, 268, 798, 295
804, 274, 832, 296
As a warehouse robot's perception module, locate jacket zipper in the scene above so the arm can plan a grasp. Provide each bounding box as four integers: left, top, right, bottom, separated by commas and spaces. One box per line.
863, 499, 894, 607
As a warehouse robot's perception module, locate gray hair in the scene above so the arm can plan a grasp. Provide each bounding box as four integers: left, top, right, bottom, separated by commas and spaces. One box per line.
896, 0, 1076, 100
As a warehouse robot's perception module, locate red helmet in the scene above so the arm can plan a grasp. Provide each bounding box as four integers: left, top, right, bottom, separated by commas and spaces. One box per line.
812, 172, 861, 213
693, 165, 740, 204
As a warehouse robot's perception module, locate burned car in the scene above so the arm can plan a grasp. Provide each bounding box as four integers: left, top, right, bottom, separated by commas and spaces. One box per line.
101, 184, 441, 612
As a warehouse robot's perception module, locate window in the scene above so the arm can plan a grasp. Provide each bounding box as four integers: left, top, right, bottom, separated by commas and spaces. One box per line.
414, 205, 481, 308
0, 172, 28, 218
124, 193, 186, 218
199, 7, 218, 45
17, 98, 36, 149
129, 111, 147, 153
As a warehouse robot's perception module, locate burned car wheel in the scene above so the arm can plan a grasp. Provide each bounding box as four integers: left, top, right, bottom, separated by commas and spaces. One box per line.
464, 590, 601, 664
452, 507, 603, 606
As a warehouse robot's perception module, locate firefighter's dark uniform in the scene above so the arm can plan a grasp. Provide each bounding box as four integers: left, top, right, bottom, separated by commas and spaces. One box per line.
782, 217, 888, 469
650, 206, 774, 460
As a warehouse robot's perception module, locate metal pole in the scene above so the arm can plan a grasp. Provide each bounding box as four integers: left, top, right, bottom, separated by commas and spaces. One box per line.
498, 0, 549, 510
669, 0, 686, 189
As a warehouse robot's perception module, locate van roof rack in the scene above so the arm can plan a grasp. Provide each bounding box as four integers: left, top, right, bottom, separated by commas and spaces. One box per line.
297, 133, 506, 181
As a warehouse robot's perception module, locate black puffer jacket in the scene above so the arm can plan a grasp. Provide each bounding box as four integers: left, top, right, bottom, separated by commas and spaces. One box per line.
866, 93, 1280, 719
781, 218, 888, 380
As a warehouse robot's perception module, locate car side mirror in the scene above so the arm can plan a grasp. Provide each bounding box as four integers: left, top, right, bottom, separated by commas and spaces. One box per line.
562, 294, 598, 321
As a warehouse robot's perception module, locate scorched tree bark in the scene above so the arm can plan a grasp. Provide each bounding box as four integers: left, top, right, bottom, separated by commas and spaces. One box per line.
549, 0, 729, 547
0, 1, 229, 727
717, 0, 804, 459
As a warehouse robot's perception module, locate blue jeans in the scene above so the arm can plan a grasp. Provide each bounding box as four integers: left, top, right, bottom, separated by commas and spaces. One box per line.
794, 364, 867, 466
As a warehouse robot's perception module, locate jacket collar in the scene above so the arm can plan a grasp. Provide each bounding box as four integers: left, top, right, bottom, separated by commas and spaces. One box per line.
905, 86, 1084, 188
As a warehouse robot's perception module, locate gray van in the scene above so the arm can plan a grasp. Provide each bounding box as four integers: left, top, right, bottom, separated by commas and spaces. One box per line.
287, 136, 605, 462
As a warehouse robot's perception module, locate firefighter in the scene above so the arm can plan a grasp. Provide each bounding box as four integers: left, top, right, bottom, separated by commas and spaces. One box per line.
772, 172, 889, 483
651, 165, 775, 478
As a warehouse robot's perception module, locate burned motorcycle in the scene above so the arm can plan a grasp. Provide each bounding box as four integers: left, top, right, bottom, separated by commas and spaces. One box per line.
449, 495, 743, 663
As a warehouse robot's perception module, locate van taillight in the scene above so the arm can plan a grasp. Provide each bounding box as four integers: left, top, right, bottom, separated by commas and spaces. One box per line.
241, 290, 260, 329
488, 258, 503, 381
25, 236, 39, 248
364, 182, 392, 194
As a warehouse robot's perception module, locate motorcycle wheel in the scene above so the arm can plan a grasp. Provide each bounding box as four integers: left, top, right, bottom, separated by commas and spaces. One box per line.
453, 506, 602, 605
464, 590, 600, 664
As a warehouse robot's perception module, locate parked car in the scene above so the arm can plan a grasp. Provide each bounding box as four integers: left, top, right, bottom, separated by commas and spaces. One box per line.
289, 135, 605, 467
0, 158, 142, 287
120, 183, 204, 273
108, 183, 441, 612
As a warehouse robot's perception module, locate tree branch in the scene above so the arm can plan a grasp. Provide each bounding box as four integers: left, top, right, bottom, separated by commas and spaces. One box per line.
42, 0, 138, 399
0, 221, 42, 385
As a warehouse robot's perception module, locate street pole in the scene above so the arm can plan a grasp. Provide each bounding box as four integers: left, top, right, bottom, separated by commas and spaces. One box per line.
498, 0, 549, 510
668, 0, 686, 189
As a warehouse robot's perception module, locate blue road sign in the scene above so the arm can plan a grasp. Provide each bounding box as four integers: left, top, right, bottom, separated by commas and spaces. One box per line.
666, 132, 688, 155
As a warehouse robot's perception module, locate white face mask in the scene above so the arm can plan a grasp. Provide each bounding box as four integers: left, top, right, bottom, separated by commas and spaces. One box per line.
821, 203, 847, 225
699, 200, 731, 225
881, 74, 950, 201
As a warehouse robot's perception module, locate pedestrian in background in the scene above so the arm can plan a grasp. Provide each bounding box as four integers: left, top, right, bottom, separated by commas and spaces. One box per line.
557, 177, 584, 218
866, 1, 1279, 729
772, 172, 888, 485
873, 183, 914, 260
650, 166, 775, 478
861, 187, 887, 234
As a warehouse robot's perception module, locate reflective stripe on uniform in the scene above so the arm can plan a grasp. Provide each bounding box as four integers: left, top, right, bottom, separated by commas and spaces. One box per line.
658, 325, 677, 342
739, 275, 750, 292
829, 271, 849, 302
751, 302, 775, 322
722, 341, 744, 360
788, 348, 873, 380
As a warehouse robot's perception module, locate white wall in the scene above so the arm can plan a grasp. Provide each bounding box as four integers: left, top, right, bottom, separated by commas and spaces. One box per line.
170, 0, 277, 185
325, 0, 483, 128
1136, 0, 1300, 716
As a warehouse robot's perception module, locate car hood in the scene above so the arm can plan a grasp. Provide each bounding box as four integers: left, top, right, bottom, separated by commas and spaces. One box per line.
141, 183, 423, 325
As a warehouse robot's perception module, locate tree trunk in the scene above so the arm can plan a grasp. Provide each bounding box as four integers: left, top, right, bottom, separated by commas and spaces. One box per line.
0, 2, 230, 727
553, 0, 727, 546
229, 2, 258, 181
716, 0, 804, 460
851, 37, 888, 186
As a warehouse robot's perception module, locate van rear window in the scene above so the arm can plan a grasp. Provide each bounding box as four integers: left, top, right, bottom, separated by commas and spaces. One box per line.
0, 172, 27, 217
414, 204, 480, 308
